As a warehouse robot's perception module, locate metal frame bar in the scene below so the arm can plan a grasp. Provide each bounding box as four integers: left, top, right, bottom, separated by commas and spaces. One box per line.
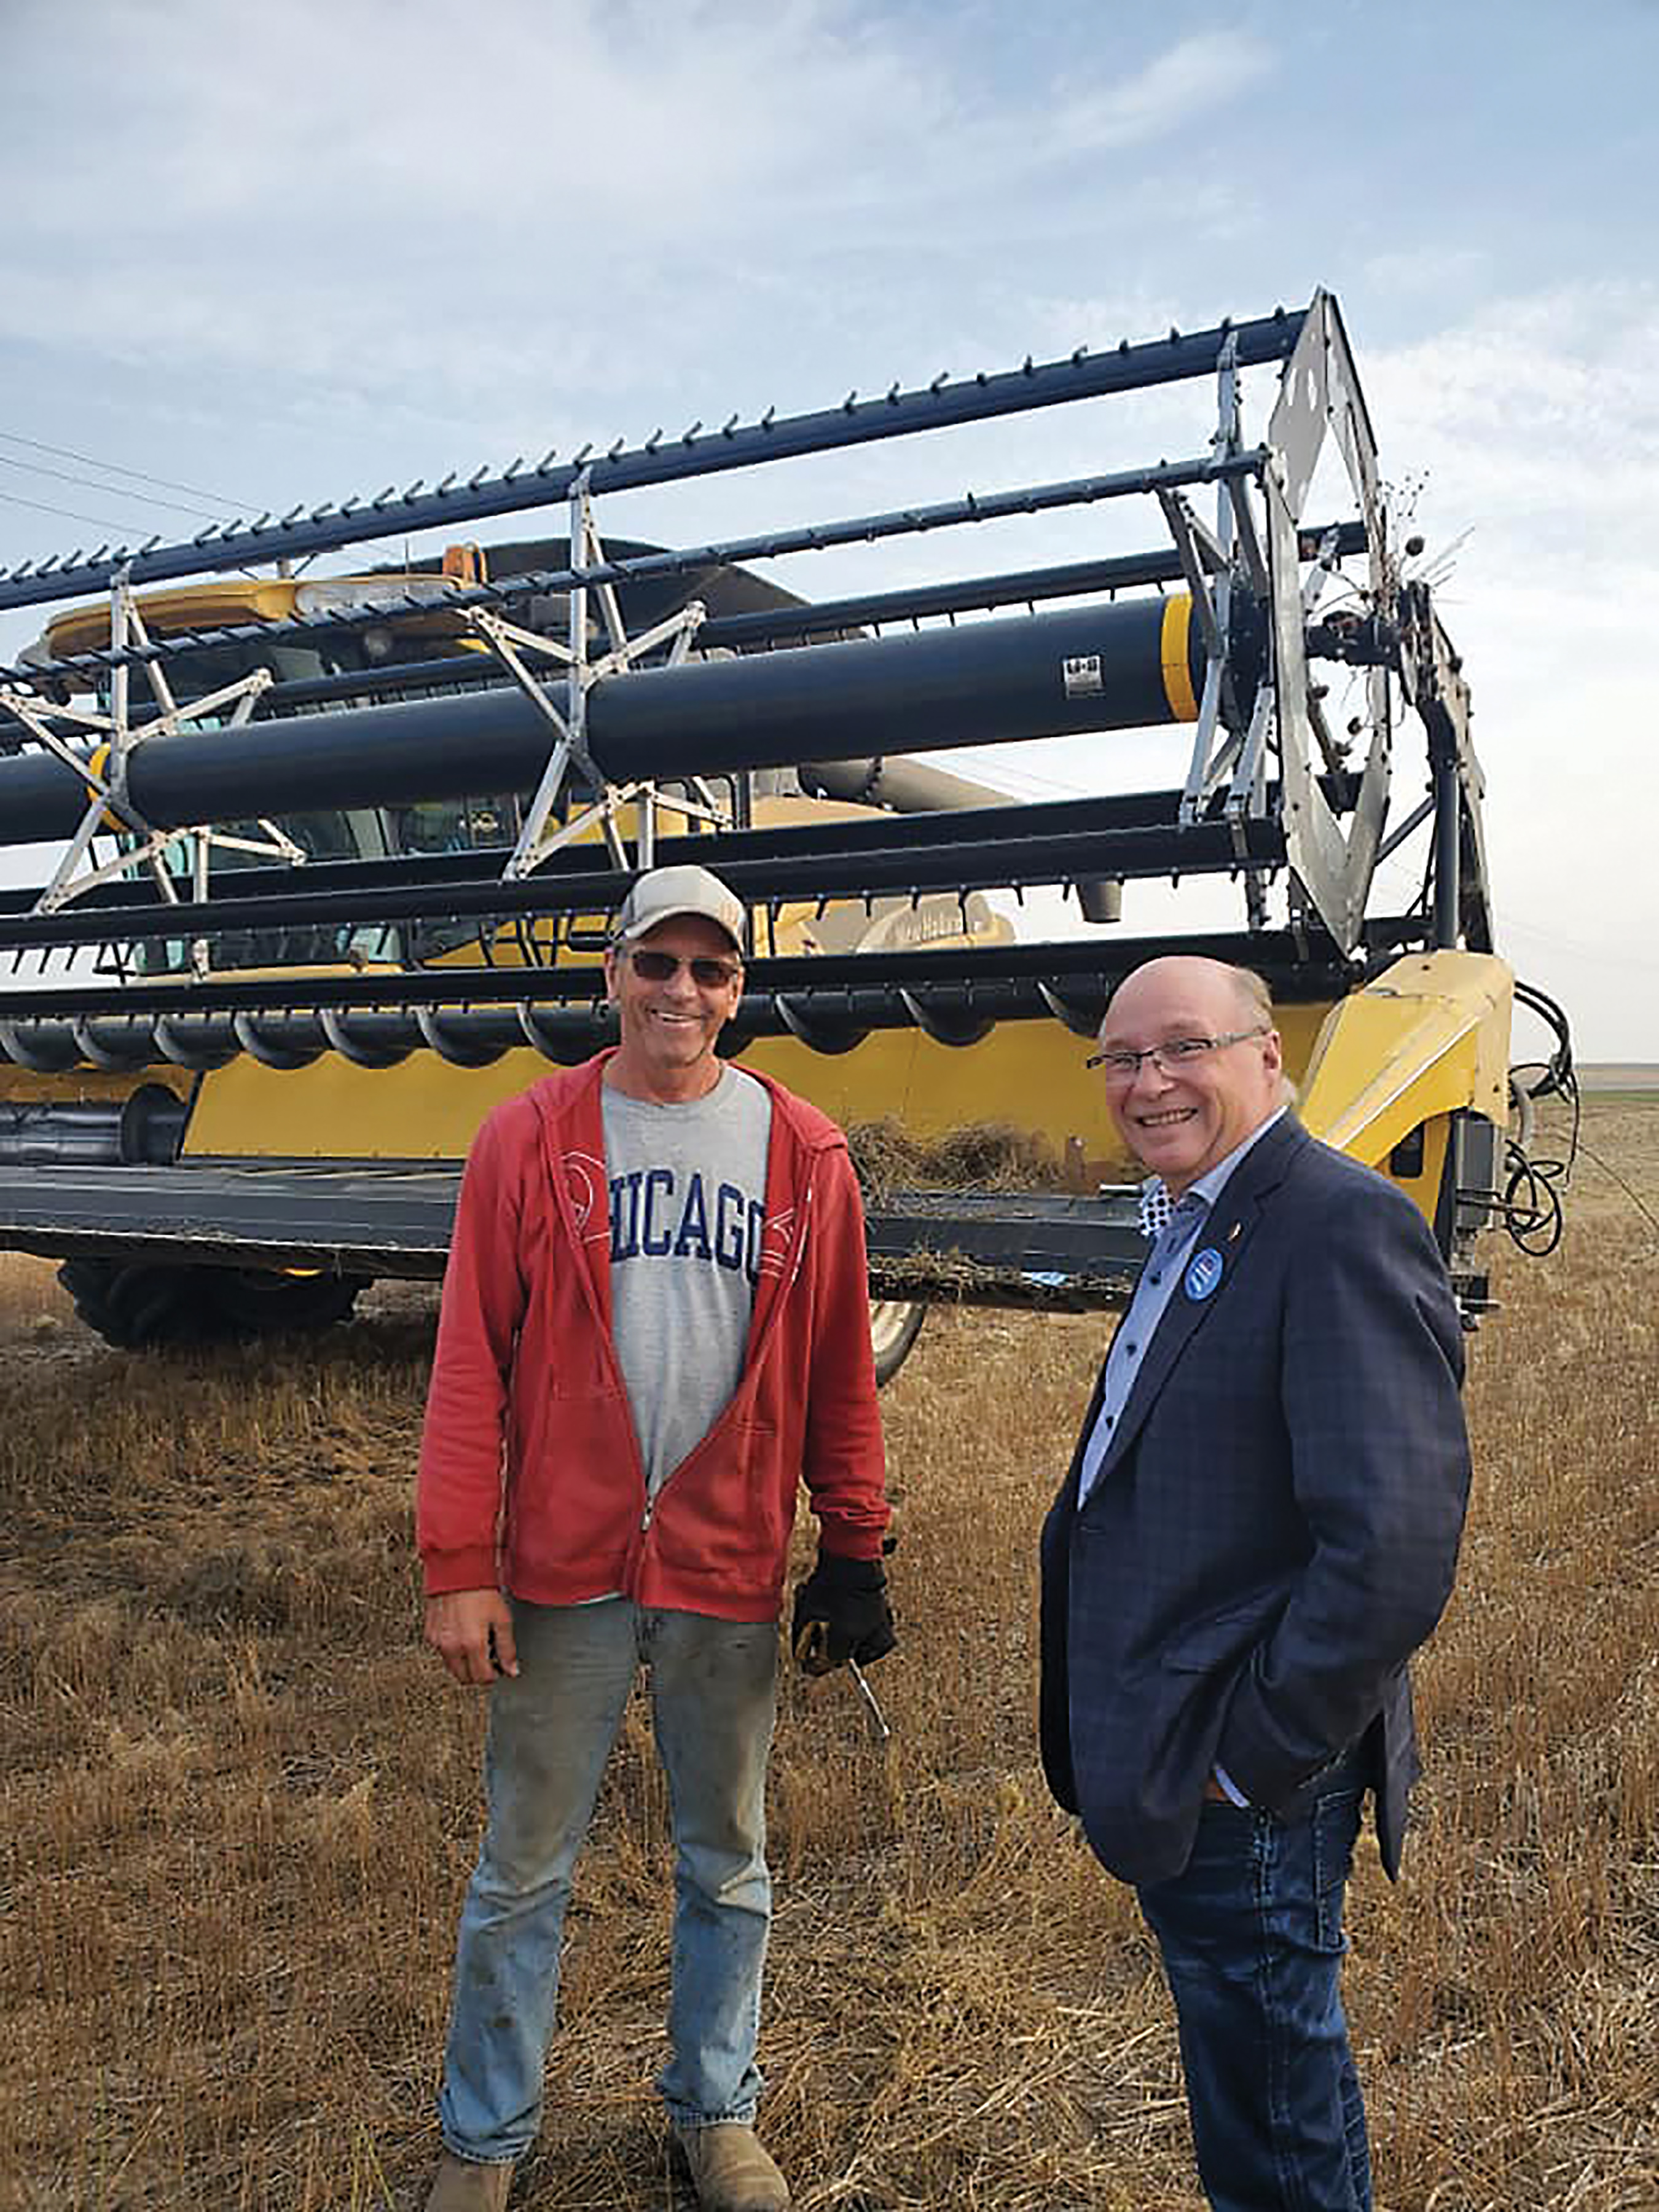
1177, 338, 1249, 831
0, 570, 287, 924
1398, 582, 1491, 952
0, 312, 1308, 613
0, 807, 1293, 960
493, 477, 715, 881
0, 287, 1481, 1048
0, 520, 1366, 740
0, 939, 1357, 1029
2, 449, 1265, 696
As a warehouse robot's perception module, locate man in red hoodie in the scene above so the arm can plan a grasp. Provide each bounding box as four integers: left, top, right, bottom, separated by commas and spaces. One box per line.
417, 863, 893, 2212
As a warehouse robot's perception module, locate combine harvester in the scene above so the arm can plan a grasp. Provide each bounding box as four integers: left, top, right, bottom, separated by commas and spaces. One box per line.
0, 291, 1565, 1375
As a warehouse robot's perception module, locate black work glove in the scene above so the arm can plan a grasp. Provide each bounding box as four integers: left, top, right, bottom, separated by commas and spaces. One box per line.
791, 1548, 896, 1675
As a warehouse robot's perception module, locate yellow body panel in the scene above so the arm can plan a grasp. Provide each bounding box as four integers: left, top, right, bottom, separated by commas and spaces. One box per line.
1293, 949, 1512, 1228
46, 579, 306, 656
1297, 951, 1511, 1160
43, 570, 460, 657
182, 996, 1332, 1174
0, 1065, 190, 1107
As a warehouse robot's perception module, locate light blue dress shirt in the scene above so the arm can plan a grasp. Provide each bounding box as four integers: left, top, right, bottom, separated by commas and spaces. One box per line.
1077, 1108, 1285, 1508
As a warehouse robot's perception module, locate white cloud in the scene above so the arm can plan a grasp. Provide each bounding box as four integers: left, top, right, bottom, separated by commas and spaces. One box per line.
1365, 284, 1659, 539
1346, 284, 1659, 1057
1041, 31, 1274, 157
0, 5, 1278, 417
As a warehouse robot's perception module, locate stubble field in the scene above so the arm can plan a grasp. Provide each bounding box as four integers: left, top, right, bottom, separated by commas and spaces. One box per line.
2, 1097, 1655, 2211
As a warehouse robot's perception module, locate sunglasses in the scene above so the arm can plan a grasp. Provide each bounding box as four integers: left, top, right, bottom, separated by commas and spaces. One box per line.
626, 947, 742, 989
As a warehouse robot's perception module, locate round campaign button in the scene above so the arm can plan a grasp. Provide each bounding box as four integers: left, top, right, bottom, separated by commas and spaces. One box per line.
1183, 1246, 1225, 1302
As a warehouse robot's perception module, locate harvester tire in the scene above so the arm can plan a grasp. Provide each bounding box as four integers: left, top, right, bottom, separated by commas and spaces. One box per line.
58, 1260, 367, 1349
869, 1298, 927, 1387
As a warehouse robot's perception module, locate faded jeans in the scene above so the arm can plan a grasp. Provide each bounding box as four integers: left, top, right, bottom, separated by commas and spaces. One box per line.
438, 1598, 779, 2165
1136, 1749, 1371, 2212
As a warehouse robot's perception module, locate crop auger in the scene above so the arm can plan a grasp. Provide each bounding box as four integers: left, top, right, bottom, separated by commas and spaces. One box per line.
0, 290, 1557, 1375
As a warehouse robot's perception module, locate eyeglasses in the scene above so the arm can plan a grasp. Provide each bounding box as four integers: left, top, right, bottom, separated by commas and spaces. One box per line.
627, 947, 742, 989
1086, 1027, 1269, 1081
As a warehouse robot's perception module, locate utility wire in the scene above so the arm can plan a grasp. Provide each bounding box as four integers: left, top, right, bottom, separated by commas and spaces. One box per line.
0, 487, 181, 539
0, 452, 232, 524
1494, 906, 1659, 977
0, 426, 410, 575
1575, 1134, 1659, 1242
0, 487, 413, 590
0, 428, 251, 510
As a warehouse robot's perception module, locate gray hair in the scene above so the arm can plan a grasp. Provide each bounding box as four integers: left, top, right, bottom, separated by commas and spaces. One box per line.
1225, 964, 1274, 1030
1224, 965, 1298, 1109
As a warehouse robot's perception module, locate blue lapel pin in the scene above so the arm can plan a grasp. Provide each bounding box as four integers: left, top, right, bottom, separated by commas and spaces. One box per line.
1183, 1246, 1224, 1302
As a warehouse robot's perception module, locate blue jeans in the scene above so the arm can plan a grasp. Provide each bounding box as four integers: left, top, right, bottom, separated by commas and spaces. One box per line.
1136, 1760, 1370, 2212
439, 1599, 779, 2165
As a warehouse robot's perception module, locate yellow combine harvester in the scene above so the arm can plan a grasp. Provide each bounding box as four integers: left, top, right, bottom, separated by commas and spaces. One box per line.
0, 291, 1566, 1376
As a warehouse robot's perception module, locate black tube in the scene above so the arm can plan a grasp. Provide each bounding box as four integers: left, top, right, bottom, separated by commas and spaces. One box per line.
0, 598, 1201, 846
2, 518, 1362, 726
0, 1084, 184, 1164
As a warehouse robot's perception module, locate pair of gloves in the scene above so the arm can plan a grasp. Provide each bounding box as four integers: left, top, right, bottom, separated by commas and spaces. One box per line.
790, 1542, 896, 1676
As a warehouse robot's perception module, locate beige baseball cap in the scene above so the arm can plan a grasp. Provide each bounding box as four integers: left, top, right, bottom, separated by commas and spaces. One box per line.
612, 863, 745, 952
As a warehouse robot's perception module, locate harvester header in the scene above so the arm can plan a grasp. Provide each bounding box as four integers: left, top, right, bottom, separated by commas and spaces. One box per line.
0, 290, 1555, 1361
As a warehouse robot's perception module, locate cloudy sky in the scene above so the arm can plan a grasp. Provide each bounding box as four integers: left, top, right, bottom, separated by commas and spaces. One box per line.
2, 0, 1654, 1059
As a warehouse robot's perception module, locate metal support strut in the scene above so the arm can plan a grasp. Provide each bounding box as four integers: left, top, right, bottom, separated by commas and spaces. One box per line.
0, 570, 294, 960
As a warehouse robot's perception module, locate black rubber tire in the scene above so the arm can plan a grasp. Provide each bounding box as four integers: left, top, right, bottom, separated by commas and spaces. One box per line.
58, 1259, 368, 1349
211, 1269, 367, 1336
868, 1297, 927, 1388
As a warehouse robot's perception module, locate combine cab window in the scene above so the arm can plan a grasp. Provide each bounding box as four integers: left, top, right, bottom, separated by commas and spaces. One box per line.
386, 798, 527, 960
388, 799, 517, 857
124, 809, 386, 975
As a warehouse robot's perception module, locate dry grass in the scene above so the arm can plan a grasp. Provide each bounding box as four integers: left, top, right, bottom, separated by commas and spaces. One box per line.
1, 1096, 1655, 2210
847, 1120, 1069, 1204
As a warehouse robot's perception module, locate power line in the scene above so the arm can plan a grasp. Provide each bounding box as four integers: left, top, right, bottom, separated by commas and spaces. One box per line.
0, 428, 251, 511
1494, 909, 1659, 976
0, 487, 175, 540
0, 425, 410, 570
1, 485, 415, 578
0, 453, 225, 525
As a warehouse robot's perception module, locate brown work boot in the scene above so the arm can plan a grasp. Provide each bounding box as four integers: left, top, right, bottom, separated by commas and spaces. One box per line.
423, 2150, 514, 2211
674, 2122, 790, 2212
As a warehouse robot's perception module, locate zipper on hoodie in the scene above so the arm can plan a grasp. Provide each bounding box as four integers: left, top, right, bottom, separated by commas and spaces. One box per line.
535, 1063, 826, 1580
634, 1156, 820, 1536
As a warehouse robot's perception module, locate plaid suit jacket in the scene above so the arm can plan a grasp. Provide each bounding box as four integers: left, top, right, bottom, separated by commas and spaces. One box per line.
1039, 1114, 1470, 1886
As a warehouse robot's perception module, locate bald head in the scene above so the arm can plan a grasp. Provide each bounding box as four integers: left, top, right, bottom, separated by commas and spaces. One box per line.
1107, 957, 1268, 1036
1094, 957, 1285, 1195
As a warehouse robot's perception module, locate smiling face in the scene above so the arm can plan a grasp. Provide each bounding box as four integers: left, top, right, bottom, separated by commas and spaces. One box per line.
603, 913, 744, 1102
1096, 957, 1284, 1197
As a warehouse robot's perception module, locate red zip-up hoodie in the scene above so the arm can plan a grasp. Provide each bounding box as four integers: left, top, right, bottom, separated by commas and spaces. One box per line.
417, 1053, 890, 1620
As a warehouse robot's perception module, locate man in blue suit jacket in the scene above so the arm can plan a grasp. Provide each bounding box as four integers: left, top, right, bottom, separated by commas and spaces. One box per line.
1040, 957, 1470, 2211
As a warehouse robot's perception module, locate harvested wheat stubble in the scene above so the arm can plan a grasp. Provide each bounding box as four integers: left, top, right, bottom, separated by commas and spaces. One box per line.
1, 1096, 1655, 2208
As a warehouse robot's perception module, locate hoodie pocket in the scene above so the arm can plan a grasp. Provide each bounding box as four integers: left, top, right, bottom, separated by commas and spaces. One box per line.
652, 1419, 787, 1582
